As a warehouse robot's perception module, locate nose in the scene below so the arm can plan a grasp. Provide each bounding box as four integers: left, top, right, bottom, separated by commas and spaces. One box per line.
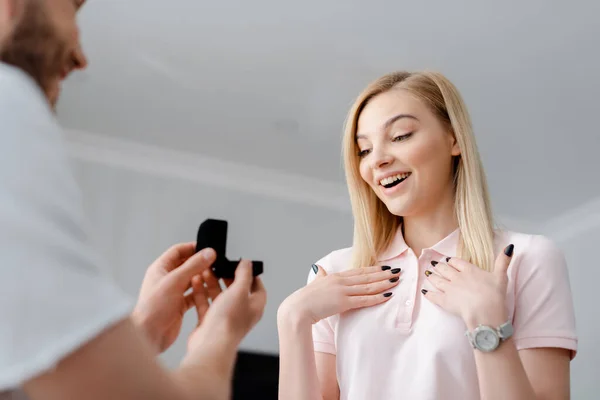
370, 146, 394, 170
71, 42, 88, 71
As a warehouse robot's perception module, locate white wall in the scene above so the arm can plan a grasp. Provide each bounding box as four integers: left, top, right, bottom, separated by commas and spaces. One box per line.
557, 230, 599, 399
543, 200, 600, 400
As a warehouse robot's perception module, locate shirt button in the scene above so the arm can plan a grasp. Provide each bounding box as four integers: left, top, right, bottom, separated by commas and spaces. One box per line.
405, 300, 412, 306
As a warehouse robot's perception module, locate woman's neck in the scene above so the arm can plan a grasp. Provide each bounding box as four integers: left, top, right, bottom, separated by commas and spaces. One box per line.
402, 191, 458, 257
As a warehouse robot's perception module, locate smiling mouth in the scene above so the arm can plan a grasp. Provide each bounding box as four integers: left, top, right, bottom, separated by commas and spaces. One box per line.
379, 172, 411, 189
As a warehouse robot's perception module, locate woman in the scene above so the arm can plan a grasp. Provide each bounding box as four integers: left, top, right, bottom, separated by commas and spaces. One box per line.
277, 71, 577, 399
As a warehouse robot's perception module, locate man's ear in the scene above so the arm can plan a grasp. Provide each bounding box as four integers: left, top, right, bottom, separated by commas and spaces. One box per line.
2, 0, 19, 18
0, 0, 17, 43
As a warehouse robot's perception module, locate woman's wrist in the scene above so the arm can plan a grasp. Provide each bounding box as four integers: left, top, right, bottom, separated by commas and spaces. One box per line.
463, 299, 508, 331
277, 300, 313, 331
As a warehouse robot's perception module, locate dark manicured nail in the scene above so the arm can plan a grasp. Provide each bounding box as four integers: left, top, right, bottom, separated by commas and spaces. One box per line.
383, 292, 393, 297
425, 270, 432, 277
381, 265, 391, 271
446, 257, 451, 262
390, 277, 399, 283
391, 268, 401, 274
431, 261, 438, 267
312, 264, 318, 274
421, 289, 428, 295
504, 244, 515, 257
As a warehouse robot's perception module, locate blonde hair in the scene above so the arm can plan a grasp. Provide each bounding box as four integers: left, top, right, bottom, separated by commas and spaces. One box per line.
342, 71, 495, 272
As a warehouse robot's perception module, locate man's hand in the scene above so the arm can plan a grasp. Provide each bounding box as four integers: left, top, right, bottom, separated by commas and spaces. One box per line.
131, 242, 216, 353
186, 260, 267, 354
175, 260, 267, 400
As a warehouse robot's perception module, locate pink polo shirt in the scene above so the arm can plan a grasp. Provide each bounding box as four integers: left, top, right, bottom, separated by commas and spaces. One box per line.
309, 228, 577, 400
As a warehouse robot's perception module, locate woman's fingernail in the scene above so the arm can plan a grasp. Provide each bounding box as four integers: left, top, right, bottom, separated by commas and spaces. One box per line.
381, 265, 391, 271
425, 270, 432, 277
421, 289, 428, 295
446, 257, 451, 262
383, 292, 393, 297
431, 261, 438, 267
390, 277, 399, 283
391, 268, 401, 274
504, 244, 515, 257
312, 264, 318, 274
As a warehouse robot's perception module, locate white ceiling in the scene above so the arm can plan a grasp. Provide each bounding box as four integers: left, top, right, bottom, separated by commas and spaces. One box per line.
57, 0, 600, 225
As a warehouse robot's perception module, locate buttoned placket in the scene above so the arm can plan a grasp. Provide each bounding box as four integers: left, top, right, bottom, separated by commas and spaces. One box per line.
376, 225, 459, 333
392, 248, 439, 331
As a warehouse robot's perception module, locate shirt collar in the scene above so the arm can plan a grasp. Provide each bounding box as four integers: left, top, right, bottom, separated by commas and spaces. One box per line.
377, 225, 460, 262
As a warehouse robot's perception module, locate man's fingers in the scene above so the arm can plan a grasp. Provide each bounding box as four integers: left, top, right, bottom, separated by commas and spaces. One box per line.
203, 267, 222, 301
183, 275, 210, 325
163, 247, 216, 292
150, 242, 198, 273
231, 259, 254, 291
249, 277, 267, 316
192, 275, 209, 325
251, 275, 266, 294
494, 244, 514, 276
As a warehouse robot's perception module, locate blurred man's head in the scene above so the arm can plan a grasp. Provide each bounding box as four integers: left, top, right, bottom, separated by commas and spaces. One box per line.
0, 0, 88, 108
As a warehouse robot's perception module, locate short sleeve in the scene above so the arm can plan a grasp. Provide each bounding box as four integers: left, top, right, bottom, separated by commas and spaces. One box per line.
307, 255, 336, 355
512, 235, 578, 359
0, 66, 133, 390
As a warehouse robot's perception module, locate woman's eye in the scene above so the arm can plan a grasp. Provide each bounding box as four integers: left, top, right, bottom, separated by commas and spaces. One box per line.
393, 132, 413, 142
358, 149, 371, 157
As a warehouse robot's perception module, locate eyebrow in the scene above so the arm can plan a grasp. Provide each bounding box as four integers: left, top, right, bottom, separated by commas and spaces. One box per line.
356, 113, 419, 140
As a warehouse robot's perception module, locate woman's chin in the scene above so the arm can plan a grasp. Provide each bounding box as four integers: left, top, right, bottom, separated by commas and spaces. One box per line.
382, 198, 413, 217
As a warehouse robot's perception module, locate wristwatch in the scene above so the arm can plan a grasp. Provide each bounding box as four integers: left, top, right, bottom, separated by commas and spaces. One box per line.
465, 320, 514, 352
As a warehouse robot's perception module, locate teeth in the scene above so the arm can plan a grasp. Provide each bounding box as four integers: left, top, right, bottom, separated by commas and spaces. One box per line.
379, 173, 410, 186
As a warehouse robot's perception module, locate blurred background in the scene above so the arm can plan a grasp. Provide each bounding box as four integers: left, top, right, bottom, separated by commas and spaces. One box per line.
56, 0, 598, 398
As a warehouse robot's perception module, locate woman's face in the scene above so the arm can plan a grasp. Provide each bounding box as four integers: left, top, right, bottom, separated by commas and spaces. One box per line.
356, 89, 460, 218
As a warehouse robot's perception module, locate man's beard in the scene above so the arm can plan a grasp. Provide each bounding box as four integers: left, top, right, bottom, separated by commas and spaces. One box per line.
0, 0, 69, 106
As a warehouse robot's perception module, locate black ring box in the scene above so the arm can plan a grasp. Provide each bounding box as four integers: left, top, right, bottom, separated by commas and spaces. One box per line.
195, 219, 263, 279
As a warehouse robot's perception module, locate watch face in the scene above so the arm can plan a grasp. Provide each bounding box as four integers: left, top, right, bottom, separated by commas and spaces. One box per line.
474, 327, 499, 352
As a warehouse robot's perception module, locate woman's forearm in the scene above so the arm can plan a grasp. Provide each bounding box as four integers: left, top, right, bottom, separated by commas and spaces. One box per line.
473, 338, 536, 400
467, 315, 536, 400
278, 310, 324, 400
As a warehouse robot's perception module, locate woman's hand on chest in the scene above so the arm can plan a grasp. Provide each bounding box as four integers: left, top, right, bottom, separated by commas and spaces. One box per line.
422, 244, 515, 329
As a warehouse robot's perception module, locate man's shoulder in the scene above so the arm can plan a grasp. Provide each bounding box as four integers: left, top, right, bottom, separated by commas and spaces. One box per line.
0, 63, 53, 129
0, 63, 62, 168
0, 62, 45, 102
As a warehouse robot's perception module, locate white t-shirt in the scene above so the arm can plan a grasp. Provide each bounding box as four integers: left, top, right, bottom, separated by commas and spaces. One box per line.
0, 63, 133, 399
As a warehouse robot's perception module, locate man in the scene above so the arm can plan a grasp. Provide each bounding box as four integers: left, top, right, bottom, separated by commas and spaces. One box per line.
0, 1, 267, 399
0, 0, 88, 108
